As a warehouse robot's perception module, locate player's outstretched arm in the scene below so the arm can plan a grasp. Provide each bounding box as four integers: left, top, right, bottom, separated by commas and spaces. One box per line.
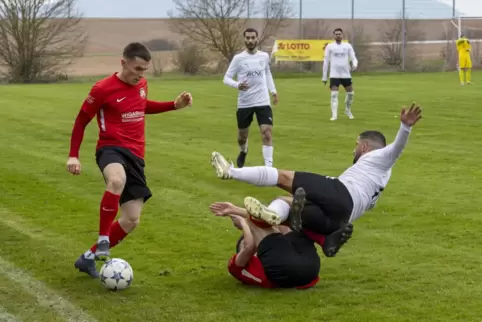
67, 85, 103, 175
378, 103, 422, 169
145, 91, 192, 114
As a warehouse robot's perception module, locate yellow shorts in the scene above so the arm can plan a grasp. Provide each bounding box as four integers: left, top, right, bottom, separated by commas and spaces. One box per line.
459, 54, 472, 68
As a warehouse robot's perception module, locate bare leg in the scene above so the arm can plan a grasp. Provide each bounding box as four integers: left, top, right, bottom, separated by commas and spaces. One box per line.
260, 124, 273, 167
237, 128, 249, 168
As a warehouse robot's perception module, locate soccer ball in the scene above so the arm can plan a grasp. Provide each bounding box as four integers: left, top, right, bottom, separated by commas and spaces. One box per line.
99, 258, 133, 291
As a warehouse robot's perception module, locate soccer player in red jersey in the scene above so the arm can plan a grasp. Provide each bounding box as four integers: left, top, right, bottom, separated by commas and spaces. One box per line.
209, 188, 321, 289
67, 42, 193, 278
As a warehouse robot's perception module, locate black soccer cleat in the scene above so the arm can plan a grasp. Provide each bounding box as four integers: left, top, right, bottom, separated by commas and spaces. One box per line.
74, 254, 99, 279
322, 223, 353, 257
237, 150, 248, 168
288, 187, 306, 232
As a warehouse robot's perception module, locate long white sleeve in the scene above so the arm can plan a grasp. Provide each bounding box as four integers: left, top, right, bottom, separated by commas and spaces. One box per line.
223, 56, 239, 89
349, 45, 358, 69
265, 56, 276, 94
322, 46, 330, 81
377, 122, 412, 170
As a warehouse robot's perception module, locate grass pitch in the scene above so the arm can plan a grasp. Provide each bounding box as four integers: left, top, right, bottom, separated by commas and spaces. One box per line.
0, 72, 482, 322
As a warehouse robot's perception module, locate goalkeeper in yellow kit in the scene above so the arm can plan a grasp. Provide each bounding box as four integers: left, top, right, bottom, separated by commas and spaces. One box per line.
456, 35, 472, 85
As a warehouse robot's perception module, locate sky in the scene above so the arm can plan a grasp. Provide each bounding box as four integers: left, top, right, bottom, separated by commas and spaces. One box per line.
74, 0, 482, 19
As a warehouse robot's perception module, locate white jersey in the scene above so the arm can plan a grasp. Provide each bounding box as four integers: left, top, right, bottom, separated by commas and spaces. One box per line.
223, 50, 276, 109
338, 123, 412, 222
322, 42, 358, 80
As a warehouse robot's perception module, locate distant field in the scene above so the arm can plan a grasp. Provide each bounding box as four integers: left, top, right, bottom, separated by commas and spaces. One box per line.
1, 72, 482, 321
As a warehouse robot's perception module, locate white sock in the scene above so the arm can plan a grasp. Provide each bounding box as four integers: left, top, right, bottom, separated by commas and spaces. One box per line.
345, 91, 354, 111
229, 166, 278, 186
97, 235, 109, 243
267, 199, 290, 222
239, 139, 248, 153
84, 250, 95, 260
331, 91, 339, 118
262, 145, 273, 167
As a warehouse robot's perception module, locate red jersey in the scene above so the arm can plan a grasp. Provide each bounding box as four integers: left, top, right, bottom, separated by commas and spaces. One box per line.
227, 254, 320, 289
228, 254, 273, 288
69, 73, 175, 160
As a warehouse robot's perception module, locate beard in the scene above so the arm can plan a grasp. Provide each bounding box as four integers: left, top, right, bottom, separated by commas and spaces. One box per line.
245, 42, 257, 50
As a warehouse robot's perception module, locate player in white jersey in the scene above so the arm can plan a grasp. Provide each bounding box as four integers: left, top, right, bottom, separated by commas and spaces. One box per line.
210, 103, 422, 257
223, 28, 278, 168
322, 28, 358, 121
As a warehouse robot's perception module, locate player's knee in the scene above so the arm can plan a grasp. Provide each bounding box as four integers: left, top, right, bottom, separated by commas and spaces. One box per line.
275, 196, 293, 206
119, 215, 140, 232
106, 176, 126, 194
261, 128, 272, 142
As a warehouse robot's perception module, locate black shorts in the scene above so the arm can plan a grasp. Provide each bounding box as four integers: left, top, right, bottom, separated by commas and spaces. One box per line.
96, 146, 152, 205
330, 78, 352, 88
257, 232, 320, 288
293, 172, 354, 234
236, 106, 273, 129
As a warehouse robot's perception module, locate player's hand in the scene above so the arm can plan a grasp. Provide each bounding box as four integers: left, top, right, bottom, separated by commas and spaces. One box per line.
66, 157, 81, 175
322, 80, 327, 86
174, 91, 192, 109
209, 202, 237, 217
272, 93, 279, 105
238, 81, 249, 91
351, 64, 358, 71
400, 103, 422, 127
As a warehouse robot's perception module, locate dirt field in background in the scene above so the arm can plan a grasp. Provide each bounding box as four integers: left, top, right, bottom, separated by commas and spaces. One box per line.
63, 18, 482, 76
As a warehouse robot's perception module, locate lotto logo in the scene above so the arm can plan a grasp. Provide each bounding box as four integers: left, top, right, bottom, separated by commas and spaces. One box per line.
277, 42, 311, 50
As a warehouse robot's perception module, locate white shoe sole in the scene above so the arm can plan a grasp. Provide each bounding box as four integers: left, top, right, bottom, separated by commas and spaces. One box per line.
244, 197, 281, 226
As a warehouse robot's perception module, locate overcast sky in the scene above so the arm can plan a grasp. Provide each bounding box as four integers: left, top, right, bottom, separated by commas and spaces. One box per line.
74, 0, 482, 19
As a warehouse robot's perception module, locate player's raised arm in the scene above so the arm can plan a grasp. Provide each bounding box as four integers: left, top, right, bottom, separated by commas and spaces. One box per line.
233, 218, 256, 267
377, 103, 422, 169
322, 44, 331, 83
67, 85, 104, 175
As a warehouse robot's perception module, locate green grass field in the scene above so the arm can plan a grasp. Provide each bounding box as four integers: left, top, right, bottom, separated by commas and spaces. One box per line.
1, 72, 482, 322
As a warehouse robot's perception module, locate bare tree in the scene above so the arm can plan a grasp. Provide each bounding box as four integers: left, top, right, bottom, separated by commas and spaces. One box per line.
168, 0, 292, 62
379, 15, 425, 69
0, 0, 87, 83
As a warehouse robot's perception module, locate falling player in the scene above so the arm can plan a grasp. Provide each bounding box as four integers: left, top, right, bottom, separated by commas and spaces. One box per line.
322, 28, 358, 121
456, 34, 472, 85
211, 103, 422, 256
209, 188, 321, 289
67, 42, 193, 278
223, 27, 278, 168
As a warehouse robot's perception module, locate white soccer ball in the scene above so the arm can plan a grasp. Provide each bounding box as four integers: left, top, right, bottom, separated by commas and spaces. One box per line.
99, 258, 133, 291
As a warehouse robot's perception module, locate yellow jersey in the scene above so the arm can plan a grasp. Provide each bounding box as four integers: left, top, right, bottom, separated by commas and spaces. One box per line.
456, 37, 471, 55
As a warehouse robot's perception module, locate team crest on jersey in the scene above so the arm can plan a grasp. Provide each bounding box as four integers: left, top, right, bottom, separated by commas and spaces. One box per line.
139, 88, 146, 98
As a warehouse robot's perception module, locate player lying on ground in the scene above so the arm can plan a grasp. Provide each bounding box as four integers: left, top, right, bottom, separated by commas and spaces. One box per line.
67, 42, 193, 278
209, 188, 321, 289
243, 187, 353, 257
211, 104, 422, 256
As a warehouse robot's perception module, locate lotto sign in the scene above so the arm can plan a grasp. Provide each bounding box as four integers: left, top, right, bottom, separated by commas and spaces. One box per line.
271, 39, 348, 62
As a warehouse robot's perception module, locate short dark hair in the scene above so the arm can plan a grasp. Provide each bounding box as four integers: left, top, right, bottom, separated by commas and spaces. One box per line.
244, 28, 258, 37
359, 131, 386, 147
122, 42, 151, 62
333, 28, 343, 34
235, 235, 244, 253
